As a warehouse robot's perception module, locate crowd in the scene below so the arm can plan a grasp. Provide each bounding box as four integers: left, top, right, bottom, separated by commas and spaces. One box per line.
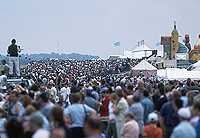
0, 59, 200, 138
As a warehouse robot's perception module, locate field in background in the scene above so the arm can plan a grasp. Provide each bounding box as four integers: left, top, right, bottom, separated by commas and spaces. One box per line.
0, 65, 26, 71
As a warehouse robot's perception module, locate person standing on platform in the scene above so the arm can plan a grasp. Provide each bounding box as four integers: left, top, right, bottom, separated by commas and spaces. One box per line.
7, 39, 22, 76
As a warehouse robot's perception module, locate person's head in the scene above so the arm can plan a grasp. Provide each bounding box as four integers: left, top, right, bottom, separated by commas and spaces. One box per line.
0, 71, 5, 76
27, 112, 43, 132
115, 89, 124, 101
192, 101, 200, 116
173, 99, 183, 111
38, 92, 49, 105
51, 106, 65, 125
1, 59, 6, 65
178, 108, 191, 121
50, 128, 66, 138
11, 39, 16, 44
20, 95, 32, 108
40, 84, 46, 92
84, 89, 92, 97
110, 93, 117, 103
127, 95, 134, 106
6, 119, 24, 138
47, 83, 53, 89
125, 112, 134, 123
84, 115, 102, 137
143, 90, 149, 98
24, 105, 36, 116
126, 82, 133, 91
101, 87, 108, 97
187, 91, 198, 105
148, 112, 158, 124
10, 92, 19, 104
32, 102, 41, 111
138, 80, 144, 89
133, 94, 140, 103
70, 93, 82, 104
172, 89, 181, 100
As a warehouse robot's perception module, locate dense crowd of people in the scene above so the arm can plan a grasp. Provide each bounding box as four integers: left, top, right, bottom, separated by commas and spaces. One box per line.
0, 59, 200, 138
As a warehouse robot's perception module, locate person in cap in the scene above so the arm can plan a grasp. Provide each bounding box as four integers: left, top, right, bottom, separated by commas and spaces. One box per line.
142, 112, 162, 138
120, 112, 139, 138
84, 88, 99, 112
27, 112, 50, 138
100, 87, 110, 118
170, 108, 196, 138
92, 85, 99, 101
7, 39, 22, 76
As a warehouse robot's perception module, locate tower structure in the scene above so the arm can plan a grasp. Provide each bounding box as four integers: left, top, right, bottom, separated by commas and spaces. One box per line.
171, 21, 179, 59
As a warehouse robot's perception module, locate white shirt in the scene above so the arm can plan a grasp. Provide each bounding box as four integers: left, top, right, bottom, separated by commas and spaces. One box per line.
0, 75, 7, 90
61, 87, 71, 102
32, 128, 50, 138
108, 101, 115, 120
50, 87, 57, 100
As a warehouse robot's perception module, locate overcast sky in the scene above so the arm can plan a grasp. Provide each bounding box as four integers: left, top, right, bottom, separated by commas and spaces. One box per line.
0, 0, 199, 58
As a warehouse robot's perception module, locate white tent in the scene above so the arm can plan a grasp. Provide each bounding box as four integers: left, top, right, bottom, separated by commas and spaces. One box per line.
132, 60, 157, 76
190, 60, 200, 71
124, 44, 153, 59
157, 68, 200, 80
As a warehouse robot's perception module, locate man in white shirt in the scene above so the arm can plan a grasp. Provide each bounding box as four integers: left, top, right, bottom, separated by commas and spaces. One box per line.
48, 83, 57, 101
0, 71, 7, 93
60, 82, 71, 107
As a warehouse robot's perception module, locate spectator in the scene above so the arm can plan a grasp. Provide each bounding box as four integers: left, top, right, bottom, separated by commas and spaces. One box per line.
84, 89, 99, 112
51, 106, 69, 138
142, 112, 162, 138
64, 93, 96, 138
1, 59, 9, 76
170, 108, 196, 138
141, 90, 154, 125
106, 93, 117, 138
83, 115, 102, 138
27, 112, 50, 138
120, 112, 139, 138
5, 119, 24, 138
113, 90, 128, 138
126, 94, 144, 137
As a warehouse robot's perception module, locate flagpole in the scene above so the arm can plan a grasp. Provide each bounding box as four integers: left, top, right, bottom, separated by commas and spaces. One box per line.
119, 44, 120, 55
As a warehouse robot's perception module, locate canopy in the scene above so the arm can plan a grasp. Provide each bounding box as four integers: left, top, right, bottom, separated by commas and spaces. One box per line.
132, 60, 157, 71
157, 68, 200, 80
131, 44, 153, 59
132, 60, 157, 76
189, 60, 200, 71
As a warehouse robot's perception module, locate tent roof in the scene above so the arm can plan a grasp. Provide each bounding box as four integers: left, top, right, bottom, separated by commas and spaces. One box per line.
132, 60, 157, 70
132, 44, 152, 52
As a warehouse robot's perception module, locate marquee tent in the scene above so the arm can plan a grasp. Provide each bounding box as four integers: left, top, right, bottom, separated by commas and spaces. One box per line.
132, 60, 157, 76
157, 68, 200, 80
190, 60, 200, 71
124, 44, 153, 59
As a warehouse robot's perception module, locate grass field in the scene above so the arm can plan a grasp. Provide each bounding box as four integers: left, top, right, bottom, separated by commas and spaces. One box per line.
0, 65, 26, 71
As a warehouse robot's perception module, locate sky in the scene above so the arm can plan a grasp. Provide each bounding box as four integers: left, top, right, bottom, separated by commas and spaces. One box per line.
0, 0, 199, 59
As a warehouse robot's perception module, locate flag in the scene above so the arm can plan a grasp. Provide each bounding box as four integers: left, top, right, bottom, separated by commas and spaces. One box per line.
156, 42, 161, 46
114, 41, 120, 46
